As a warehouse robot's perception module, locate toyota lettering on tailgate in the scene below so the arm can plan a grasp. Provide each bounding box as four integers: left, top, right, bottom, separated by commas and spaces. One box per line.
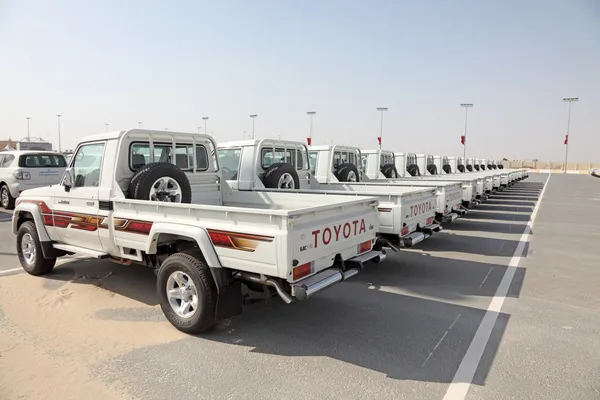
312, 219, 367, 248
410, 200, 435, 217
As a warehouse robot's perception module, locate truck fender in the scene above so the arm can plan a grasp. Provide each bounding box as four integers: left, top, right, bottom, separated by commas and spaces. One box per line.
146, 223, 223, 270
12, 204, 51, 242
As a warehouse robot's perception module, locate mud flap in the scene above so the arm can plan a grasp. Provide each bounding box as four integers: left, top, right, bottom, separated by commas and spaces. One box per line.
216, 281, 243, 321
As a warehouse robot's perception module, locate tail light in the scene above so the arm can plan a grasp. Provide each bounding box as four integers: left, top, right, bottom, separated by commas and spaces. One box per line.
401, 226, 409, 236
358, 240, 372, 254
443, 207, 449, 215
426, 217, 433, 225
13, 170, 31, 180
293, 262, 312, 281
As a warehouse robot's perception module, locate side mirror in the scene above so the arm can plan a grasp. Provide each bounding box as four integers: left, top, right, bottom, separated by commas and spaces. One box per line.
62, 168, 75, 191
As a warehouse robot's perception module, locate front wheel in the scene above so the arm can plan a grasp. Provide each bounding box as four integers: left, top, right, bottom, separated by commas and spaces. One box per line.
16, 221, 56, 275
157, 250, 218, 334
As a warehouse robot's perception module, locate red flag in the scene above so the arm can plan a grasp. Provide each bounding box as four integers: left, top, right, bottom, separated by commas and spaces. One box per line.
306, 137, 312, 146
564, 134, 568, 145
461, 135, 465, 145
377, 136, 382, 145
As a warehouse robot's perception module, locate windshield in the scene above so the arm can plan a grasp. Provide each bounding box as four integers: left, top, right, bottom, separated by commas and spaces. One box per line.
217, 148, 241, 180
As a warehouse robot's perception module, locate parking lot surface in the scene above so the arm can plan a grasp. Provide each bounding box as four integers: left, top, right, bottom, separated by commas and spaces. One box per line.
1, 173, 599, 399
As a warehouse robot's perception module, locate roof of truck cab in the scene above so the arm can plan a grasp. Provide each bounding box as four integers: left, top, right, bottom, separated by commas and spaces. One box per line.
362, 149, 394, 155
218, 139, 307, 148
309, 144, 359, 151
79, 129, 214, 144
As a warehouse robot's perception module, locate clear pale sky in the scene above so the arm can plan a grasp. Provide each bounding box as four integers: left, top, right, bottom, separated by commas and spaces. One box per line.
1, 0, 598, 161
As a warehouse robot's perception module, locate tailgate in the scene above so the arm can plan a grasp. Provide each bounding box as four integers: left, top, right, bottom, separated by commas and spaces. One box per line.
401, 190, 437, 232
289, 201, 379, 280
444, 183, 463, 211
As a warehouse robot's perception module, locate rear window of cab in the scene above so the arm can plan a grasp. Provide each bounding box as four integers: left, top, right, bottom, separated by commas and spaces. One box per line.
18, 154, 67, 168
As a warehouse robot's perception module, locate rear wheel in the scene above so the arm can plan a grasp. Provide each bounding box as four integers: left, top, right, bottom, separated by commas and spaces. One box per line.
16, 221, 56, 275
1, 185, 15, 210
157, 250, 218, 334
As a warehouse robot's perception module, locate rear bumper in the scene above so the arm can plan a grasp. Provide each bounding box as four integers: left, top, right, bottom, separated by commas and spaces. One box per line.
291, 250, 386, 301
436, 211, 459, 224
400, 222, 442, 248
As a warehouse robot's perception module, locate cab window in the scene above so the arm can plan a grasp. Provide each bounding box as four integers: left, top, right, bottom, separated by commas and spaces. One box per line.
261, 147, 306, 170
130, 142, 209, 171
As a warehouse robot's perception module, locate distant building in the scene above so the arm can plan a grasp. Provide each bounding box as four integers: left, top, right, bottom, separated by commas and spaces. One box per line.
0, 137, 53, 151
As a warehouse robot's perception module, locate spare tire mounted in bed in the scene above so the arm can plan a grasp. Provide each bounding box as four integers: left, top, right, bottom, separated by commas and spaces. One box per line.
128, 163, 192, 203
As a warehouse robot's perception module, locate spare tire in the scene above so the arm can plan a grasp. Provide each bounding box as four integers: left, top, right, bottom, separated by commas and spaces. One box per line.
335, 163, 360, 182
130, 163, 192, 203
443, 165, 452, 174
406, 164, 421, 177
128, 162, 163, 197
457, 165, 465, 173
262, 163, 300, 189
381, 164, 399, 178
427, 164, 438, 175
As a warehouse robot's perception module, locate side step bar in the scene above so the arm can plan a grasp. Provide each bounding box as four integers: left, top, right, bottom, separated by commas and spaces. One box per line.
52, 243, 109, 259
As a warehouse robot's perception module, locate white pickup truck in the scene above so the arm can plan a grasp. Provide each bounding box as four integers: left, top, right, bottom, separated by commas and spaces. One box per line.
216, 139, 440, 249
12, 129, 385, 334
359, 150, 466, 223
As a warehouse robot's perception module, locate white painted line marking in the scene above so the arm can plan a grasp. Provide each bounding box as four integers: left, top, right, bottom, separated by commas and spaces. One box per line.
422, 313, 462, 367
443, 175, 550, 400
477, 267, 493, 291
0, 267, 24, 276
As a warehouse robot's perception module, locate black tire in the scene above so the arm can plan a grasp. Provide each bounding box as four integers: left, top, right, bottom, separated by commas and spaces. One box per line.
457, 165, 465, 173
427, 164, 438, 175
381, 164, 398, 178
442, 165, 452, 174
407, 164, 421, 177
261, 163, 300, 189
157, 250, 218, 334
16, 221, 56, 275
131, 163, 192, 203
127, 162, 163, 197
1, 185, 15, 210
335, 163, 360, 182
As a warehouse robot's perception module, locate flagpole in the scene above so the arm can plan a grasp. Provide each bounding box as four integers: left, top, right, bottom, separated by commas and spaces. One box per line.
562, 97, 579, 172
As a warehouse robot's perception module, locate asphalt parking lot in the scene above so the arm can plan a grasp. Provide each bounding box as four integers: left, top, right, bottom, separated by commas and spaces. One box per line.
1, 173, 599, 400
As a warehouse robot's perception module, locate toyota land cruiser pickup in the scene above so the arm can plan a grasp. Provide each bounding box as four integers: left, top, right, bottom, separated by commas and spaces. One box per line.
12, 129, 384, 334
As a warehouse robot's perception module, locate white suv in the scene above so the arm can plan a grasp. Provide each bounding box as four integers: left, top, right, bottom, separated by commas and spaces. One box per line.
0, 151, 67, 209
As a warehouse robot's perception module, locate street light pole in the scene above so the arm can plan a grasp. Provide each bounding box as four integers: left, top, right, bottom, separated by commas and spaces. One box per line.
26, 117, 31, 141
307, 111, 316, 144
562, 97, 579, 172
249, 114, 257, 139
376, 107, 388, 150
105, 123, 109, 132
138, 121, 142, 128
197, 126, 201, 134
57, 114, 62, 152
460, 103, 473, 162
202, 116, 209, 135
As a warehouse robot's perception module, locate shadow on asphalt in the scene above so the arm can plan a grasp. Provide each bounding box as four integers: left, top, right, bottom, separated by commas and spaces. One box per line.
200, 284, 511, 385
475, 204, 534, 212
43, 258, 159, 306
446, 219, 527, 235
31, 178, 543, 386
